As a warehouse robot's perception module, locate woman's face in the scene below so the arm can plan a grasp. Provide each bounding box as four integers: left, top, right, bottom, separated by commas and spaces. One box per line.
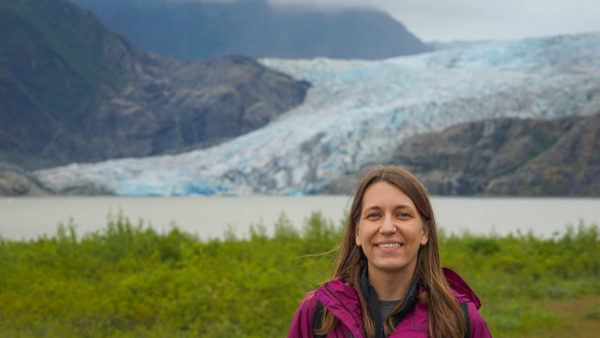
355, 181, 428, 277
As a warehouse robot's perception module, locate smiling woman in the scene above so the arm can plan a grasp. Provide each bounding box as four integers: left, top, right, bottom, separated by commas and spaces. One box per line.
288, 166, 492, 338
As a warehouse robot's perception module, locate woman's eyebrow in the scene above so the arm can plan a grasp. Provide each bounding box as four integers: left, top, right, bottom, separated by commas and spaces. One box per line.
362, 205, 382, 212
363, 204, 414, 211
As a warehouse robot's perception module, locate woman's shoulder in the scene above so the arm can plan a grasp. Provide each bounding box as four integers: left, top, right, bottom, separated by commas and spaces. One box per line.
442, 268, 492, 338
288, 278, 358, 338
442, 267, 481, 307
293, 278, 353, 312
288, 290, 320, 338
297, 289, 320, 312
463, 302, 493, 338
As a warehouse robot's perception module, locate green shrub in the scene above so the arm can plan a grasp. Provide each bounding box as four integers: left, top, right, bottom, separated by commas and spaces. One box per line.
0, 213, 597, 337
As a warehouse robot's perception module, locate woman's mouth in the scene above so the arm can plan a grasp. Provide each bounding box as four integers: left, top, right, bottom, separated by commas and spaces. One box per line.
376, 242, 404, 248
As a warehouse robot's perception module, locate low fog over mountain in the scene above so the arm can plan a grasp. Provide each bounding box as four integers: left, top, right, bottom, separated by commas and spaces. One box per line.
72, 0, 432, 59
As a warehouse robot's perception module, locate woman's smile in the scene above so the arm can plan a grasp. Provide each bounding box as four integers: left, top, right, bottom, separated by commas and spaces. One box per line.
374, 241, 404, 250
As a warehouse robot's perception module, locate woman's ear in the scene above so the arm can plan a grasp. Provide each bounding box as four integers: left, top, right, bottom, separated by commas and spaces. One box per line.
420, 222, 429, 246
355, 223, 362, 246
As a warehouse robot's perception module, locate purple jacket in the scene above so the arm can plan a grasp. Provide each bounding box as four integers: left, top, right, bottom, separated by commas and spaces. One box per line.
288, 268, 492, 338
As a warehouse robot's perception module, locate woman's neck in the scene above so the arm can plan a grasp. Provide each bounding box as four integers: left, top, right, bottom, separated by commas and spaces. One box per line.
367, 264, 416, 301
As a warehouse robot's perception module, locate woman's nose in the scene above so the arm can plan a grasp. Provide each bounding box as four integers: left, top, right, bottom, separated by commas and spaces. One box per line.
379, 214, 397, 234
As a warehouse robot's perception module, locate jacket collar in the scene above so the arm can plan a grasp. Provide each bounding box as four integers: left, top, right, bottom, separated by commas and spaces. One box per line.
359, 267, 421, 338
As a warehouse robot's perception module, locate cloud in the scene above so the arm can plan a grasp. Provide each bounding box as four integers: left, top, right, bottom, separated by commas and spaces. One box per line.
270, 0, 600, 38
163, 0, 238, 3
154, 0, 600, 41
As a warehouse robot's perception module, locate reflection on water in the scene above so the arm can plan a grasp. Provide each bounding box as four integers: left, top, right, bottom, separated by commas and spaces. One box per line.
1, 196, 599, 240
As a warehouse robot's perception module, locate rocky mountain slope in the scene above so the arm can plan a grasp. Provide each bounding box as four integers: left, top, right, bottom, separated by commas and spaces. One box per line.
0, 162, 51, 196
35, 33, 600, 196
72, 0, 432, 60
325, 114, 600, 196
0, 0, 309, 170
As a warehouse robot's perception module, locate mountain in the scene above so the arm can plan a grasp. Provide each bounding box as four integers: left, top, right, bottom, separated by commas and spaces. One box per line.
35, 33, 600, 196
0, 0, 310, 170
324, 114, 600, 196
71, 0, 432, 60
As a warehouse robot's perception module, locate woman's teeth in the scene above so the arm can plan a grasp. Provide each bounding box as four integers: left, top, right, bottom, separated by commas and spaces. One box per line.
378, 243, 402, 248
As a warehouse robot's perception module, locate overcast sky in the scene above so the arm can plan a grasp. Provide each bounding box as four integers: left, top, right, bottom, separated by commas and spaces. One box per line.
262, 0, 600, 42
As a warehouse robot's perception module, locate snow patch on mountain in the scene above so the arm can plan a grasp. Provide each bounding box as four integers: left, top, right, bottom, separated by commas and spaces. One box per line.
36, 33, 600, 195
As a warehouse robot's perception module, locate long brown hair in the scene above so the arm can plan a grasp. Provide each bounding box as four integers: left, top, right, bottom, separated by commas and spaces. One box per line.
316, 165, 465, 338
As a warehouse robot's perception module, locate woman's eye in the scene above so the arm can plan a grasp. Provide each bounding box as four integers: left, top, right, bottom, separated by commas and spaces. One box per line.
397, 212, 411, 219
366, 213, 379, 219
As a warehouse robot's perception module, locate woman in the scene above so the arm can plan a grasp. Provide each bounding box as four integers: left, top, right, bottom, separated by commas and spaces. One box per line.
288, 166, 491, 338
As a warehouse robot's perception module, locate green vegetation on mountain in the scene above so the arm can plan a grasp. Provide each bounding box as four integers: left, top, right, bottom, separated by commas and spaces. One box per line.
0, 212, 598, 337
0, 0, 123, 101
0, 0, 132, 164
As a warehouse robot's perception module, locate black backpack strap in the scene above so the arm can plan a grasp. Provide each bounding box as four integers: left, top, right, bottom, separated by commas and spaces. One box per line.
460, 302, 471, 338
313, 300, 354, 338
313, 300, 326, 338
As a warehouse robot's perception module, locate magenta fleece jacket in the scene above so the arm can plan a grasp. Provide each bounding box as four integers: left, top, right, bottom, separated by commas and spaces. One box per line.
288, 268, 492, 338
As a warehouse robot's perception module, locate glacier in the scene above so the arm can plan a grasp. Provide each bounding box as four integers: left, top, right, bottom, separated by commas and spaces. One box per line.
36, 32, 600, 196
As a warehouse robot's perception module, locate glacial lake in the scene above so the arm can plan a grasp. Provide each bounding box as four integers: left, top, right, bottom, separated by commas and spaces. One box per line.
1, 196, 599, 241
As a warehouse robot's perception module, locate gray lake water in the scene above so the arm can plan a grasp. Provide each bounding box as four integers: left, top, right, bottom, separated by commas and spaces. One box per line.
1, 196, 599, 240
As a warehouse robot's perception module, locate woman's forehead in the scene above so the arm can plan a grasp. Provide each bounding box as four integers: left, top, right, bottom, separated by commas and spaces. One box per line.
361, 181, 416, 209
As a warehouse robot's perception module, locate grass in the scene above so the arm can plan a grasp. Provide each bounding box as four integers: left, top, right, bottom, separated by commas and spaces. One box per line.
0, 212, 598, 337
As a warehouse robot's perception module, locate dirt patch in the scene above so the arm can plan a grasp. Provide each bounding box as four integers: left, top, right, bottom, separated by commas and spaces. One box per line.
529, 295, 600, 338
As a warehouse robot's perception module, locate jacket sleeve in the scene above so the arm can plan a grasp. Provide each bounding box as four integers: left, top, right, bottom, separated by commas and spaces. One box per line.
288, 292, 319, 338
466, 302, 493, 338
